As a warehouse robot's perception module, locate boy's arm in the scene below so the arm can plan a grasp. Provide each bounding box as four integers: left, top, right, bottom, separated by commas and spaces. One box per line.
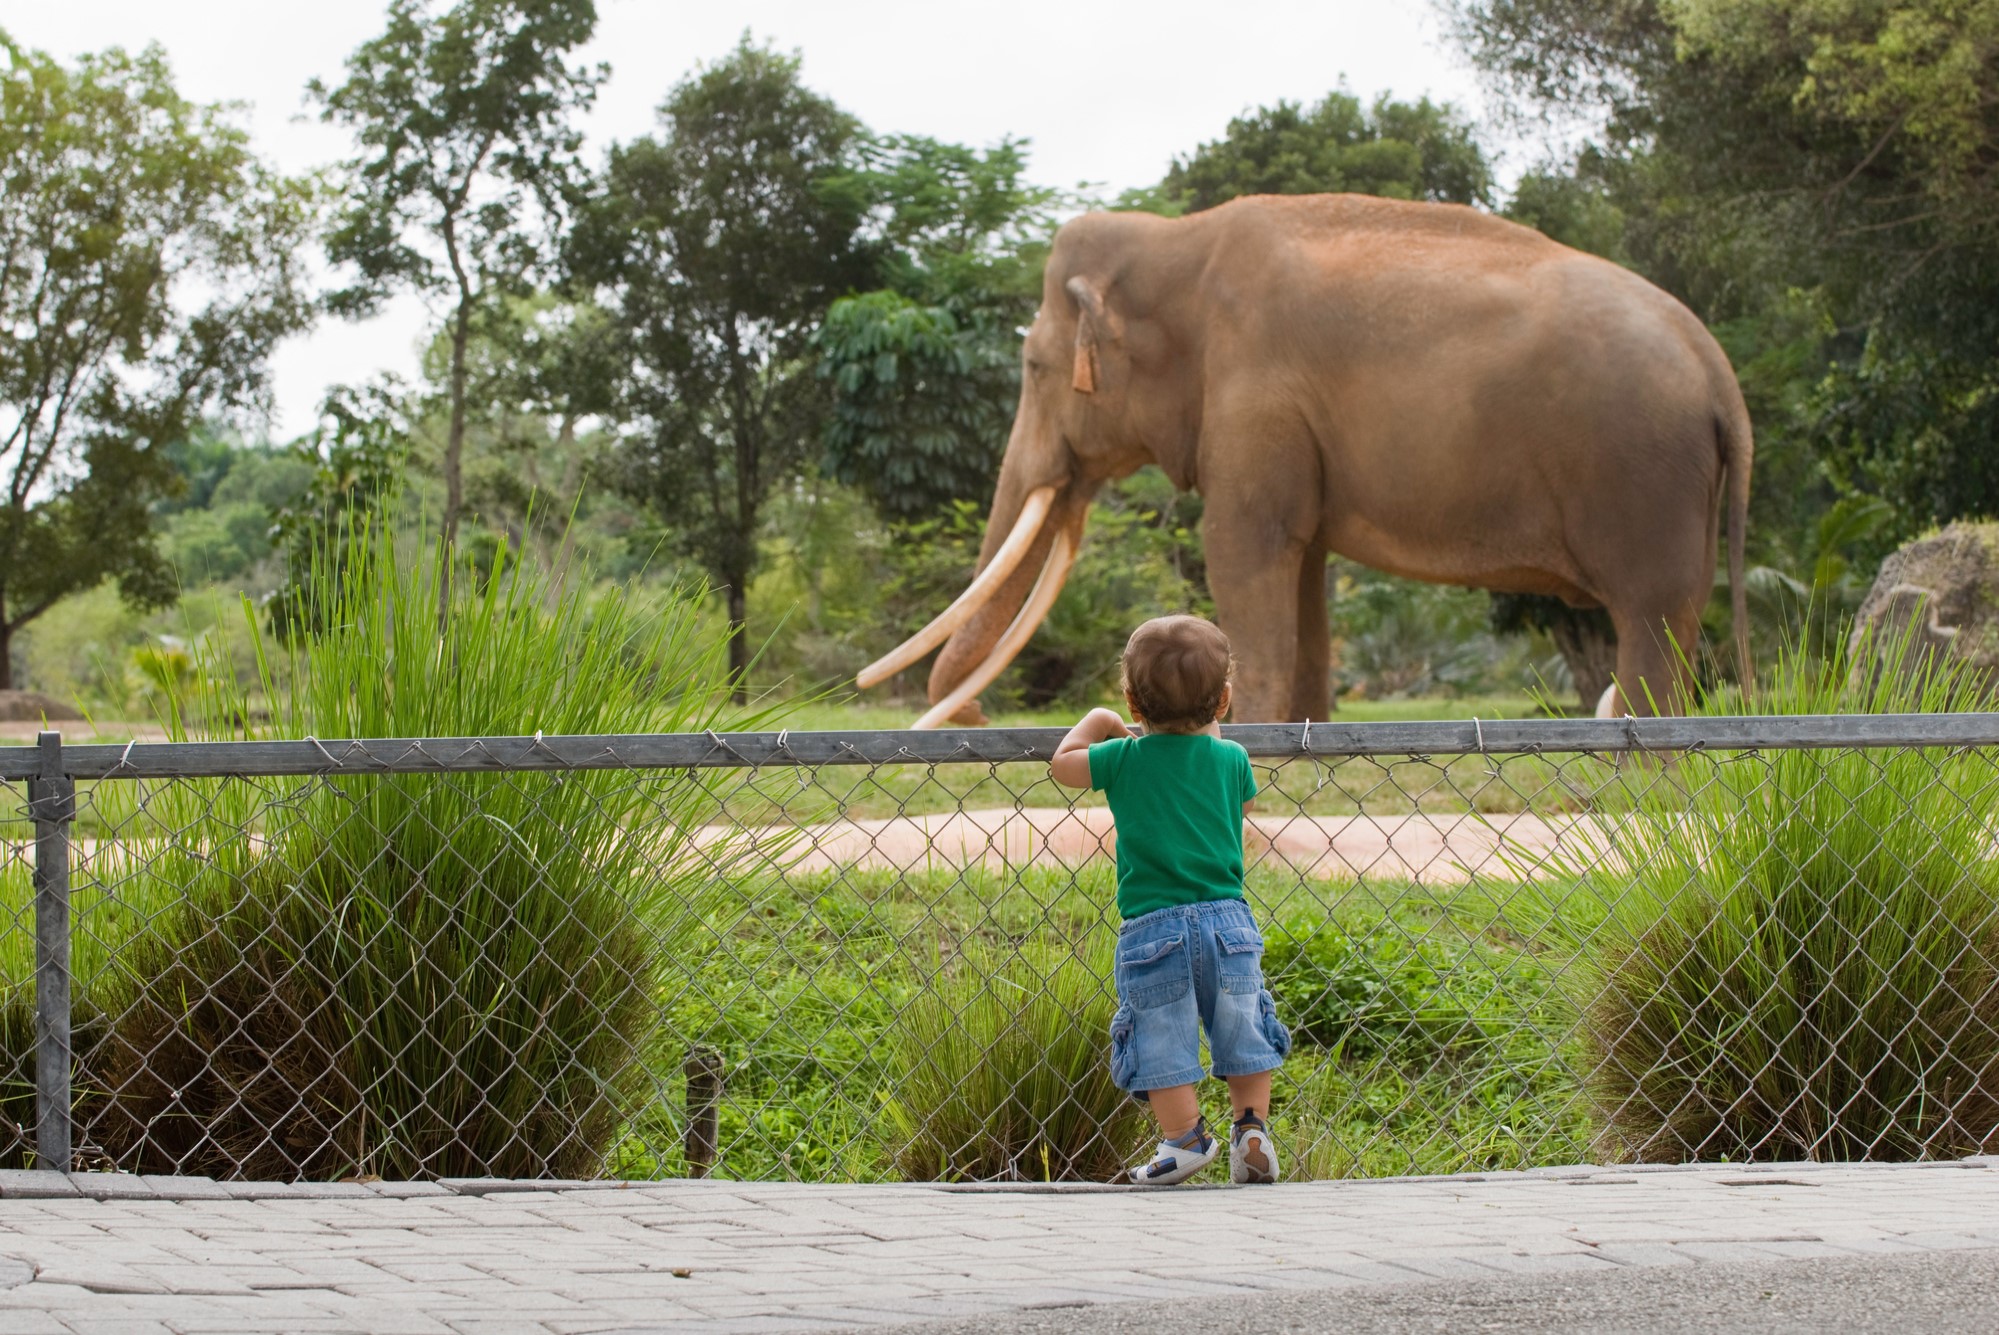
1051, 707, 1131, 789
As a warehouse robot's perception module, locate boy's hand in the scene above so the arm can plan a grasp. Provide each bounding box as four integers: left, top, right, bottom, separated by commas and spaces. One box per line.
1051, 708, 1131, 788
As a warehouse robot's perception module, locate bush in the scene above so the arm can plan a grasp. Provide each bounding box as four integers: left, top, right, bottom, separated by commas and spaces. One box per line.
73, 517, 769, 1179
887, 939, 1148, 1181
1555, 627, 1999, 1163
1264, 915, 1543, 1063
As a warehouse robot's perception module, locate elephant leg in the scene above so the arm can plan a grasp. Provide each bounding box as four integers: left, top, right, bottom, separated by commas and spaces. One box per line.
1207, 523, 1310, 724
1291, 542, 1332, 720
1609, 603, 1701, 716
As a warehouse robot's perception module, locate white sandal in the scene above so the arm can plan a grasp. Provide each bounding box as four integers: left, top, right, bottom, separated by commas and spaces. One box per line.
1128, 1121, 1218, 1186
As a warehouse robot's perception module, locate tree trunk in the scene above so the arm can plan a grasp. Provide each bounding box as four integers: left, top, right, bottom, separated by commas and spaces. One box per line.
0, 616, 12, 692
1550, 615, 1619, 712
726, 581, 749, 706
444, 297, 472, 552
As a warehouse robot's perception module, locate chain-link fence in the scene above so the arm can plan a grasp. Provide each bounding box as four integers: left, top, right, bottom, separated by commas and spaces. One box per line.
6, 714, 1999, 1183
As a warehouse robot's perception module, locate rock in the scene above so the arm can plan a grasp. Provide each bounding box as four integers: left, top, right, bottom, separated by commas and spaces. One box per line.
1848, 522, 1999, 696
0, 690, 83, 722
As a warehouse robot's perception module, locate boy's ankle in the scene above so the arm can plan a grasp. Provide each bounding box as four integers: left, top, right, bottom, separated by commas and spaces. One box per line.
1165, 1117, 1211, 1150
1232, 1107, 1266, 1130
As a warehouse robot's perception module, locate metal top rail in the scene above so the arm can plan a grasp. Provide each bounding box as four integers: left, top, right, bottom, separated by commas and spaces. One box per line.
4, 712, 1998, 781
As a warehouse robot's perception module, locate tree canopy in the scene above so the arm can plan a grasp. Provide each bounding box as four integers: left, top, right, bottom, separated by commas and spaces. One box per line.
816, 135, 1059, 520
313, 0, 603, 553
1149, 89, 1493, 214
569, 37, 873, 692
0, 32, 314, 688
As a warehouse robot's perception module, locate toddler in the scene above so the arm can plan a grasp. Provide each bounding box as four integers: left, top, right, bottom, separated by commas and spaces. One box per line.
1052, 615, 1291, 1185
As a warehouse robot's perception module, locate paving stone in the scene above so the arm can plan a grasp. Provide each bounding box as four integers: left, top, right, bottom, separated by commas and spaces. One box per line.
136, 1176, 229, 1201
0, 1170, 81, 1199
365, 1182, 455, 1199
68, 1175, 155, 1201
0, 1310, 69, 1333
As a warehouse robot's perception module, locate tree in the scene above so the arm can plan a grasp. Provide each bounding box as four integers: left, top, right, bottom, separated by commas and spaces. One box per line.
1152, 89, 1493, 214
0, 33, 314, 689
816, 135, 1059, 519
570, 38, 872, 696
312, 0, 603, 557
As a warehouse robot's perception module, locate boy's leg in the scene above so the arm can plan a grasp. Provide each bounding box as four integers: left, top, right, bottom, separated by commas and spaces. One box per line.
1146, 1084, 1201, 1140
1225, 1071, 1272, 1123
1129, 1082, 1217, 1186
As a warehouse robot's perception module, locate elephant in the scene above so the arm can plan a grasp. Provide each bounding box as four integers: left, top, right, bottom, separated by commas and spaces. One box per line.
858, 194, 1752, 725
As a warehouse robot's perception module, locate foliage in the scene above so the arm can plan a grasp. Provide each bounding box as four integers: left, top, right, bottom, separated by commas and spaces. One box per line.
887, 939, 1148, 1182
265, 381, 411, 636
312, 0, 603, 548
816, 293, 1014, 521
1148, 88, 1493, 215
1265, 916, 1547, 1063
1335, 565, 1533, 701
1550, 628, 1999, 1163
571, 37, 873, 690
1737, 492, 1894, 665
0, 31, 316, 688
816, 136, 1060, 519
82, 513, 772, 1179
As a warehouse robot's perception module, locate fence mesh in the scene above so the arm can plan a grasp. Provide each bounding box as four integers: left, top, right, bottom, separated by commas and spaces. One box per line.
7, 727, 1999, 1182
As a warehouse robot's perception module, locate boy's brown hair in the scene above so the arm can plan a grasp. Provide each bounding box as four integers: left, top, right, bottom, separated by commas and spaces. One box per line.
1121, 615, 1233, 732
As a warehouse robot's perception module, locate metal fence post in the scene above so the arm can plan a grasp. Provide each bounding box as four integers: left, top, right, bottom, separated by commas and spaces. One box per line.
29, 730, 74, 1174
684, 1045, 723, 1179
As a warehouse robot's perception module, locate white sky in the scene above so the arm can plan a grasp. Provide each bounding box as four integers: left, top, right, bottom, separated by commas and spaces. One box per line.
11, 1, 1492, 437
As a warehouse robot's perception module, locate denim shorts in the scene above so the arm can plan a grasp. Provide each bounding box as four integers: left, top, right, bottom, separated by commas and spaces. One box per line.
1108, 898, 1292, 1097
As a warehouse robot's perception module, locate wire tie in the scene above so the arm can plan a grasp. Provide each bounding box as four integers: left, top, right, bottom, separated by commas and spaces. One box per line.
304, 736, 341, 769
117, 739, 137, 773
1473, 717, 1486, 753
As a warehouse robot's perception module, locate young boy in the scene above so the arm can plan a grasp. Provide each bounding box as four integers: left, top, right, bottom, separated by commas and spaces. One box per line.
1051, 615, 1291, 1185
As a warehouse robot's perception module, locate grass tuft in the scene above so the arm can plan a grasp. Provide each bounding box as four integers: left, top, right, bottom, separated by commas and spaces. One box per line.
1554, 625, 1999, 1163
70, 515, 770, 1178
886, 938, 1148, 1181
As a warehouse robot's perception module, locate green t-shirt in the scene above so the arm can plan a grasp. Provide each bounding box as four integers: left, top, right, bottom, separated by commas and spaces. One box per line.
1088, 732, 1258, 920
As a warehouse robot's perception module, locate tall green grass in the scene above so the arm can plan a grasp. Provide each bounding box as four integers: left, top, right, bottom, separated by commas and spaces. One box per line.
71, 518, 774, 1178
887, 938, 1148, 1181
1551, 628, 1999, 1162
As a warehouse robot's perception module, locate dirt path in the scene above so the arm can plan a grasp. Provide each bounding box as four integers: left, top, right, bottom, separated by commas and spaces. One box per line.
730, 807, 1595, 884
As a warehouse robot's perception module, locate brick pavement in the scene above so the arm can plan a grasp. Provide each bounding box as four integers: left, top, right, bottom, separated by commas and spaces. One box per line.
0, 1161, 1995, 1334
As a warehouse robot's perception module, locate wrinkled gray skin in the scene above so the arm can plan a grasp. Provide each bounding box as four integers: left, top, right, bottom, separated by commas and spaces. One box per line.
925, 194, 1752, 722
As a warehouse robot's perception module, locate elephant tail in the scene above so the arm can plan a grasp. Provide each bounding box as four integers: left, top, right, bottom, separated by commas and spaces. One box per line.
1719, 390, 1755, 694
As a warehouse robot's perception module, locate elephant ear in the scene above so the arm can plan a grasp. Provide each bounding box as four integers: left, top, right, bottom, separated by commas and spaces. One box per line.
1067, 275, 1107, 394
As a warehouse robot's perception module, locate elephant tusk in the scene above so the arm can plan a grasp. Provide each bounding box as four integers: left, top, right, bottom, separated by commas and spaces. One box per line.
911, 527, 1078, 730
856, 485, 1058, 690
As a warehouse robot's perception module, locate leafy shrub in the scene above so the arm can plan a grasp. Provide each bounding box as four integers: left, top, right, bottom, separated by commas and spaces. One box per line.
887, 939, 1147, 1181
1264, 915, 1545, 1062
78, 517, 767, 1179
1555, 628, 1999, 1163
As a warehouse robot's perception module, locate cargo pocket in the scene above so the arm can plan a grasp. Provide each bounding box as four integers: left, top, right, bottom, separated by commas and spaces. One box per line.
1108, 1003, 1137, 1090
1257, 988, 1293, 1060
1217, 924, 1265, 992
1116, 932, 1189, 1008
